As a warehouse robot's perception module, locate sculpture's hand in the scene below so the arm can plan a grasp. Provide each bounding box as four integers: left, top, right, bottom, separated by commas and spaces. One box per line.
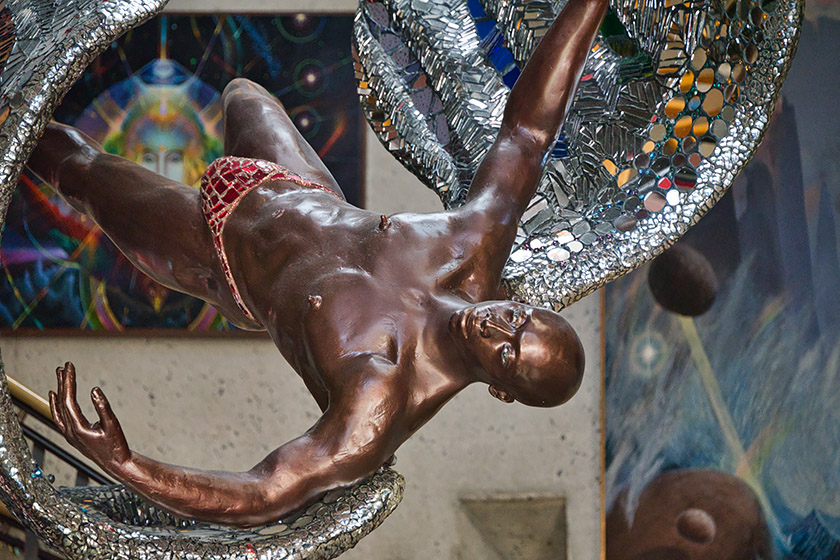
49, 362, 130, 475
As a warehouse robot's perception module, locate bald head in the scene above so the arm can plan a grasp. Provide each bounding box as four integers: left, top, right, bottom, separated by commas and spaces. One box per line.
449, 301, 585, 407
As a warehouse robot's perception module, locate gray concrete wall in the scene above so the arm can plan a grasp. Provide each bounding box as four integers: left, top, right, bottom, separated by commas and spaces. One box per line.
1, 2, 604, 557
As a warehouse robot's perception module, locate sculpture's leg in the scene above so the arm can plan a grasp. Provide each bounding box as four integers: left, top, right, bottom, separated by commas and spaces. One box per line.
221, 78, 345, 200
27, 124, 248, 322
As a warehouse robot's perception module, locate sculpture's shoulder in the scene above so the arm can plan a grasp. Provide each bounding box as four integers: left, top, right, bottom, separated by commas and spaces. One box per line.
401, 204, 512, 301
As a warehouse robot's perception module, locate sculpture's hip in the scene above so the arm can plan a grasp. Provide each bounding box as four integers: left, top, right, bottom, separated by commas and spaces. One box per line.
200, 156, 340, 320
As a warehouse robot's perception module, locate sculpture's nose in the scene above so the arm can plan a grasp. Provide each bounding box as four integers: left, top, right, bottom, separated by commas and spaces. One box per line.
479, 312, 515, 337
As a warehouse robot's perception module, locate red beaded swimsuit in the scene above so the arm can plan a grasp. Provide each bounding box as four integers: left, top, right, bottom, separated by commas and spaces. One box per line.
200, 156, 341, 321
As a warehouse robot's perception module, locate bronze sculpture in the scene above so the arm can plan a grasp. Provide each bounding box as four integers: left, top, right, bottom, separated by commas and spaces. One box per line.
30, 0, 606, 527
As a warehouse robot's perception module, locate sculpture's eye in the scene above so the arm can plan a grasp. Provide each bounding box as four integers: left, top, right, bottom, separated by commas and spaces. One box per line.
510, 308, 527, 327
501, 343, 515, 368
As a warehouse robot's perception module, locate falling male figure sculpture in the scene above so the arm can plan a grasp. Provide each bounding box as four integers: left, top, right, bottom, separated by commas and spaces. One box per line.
33, 0, 607, 527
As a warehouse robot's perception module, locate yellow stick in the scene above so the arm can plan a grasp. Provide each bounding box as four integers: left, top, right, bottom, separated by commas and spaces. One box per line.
6, 376, 53, 422
677, 315, 781, 536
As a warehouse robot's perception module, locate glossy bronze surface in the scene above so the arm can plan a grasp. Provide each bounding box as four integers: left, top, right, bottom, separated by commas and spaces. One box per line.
31, 0, 606, 527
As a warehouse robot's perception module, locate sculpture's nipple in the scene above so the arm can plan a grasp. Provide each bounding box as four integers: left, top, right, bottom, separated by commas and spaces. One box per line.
308, 295, 322, 310
378, 215, 391, 230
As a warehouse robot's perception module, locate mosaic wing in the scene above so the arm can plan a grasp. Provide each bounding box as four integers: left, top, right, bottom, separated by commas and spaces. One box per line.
0, 2, 403, 559
353, 0, 803, 310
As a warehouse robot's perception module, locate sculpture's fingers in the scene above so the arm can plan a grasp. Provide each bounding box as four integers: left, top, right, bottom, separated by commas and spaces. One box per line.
61, 362, 91, 431
90, 387, 120, 434
55, 365, 65, 405
54, 366, 74, 435
48, 391, 67, 434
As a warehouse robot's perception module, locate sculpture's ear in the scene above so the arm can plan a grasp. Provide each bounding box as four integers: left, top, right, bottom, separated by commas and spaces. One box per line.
489, 385, 514, 403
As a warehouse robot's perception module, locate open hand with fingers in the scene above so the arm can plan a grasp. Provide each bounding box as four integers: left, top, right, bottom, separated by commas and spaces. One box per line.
49, 362, 131, 477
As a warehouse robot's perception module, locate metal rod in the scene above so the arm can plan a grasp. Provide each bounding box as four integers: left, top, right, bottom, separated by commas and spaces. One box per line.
6, 377, 53, 422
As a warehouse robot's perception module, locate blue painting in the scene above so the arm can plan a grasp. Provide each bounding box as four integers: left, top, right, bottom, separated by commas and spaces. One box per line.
606, 8, 840, 559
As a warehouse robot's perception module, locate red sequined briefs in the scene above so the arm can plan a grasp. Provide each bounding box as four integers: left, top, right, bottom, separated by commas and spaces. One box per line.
200, 156, 341, 321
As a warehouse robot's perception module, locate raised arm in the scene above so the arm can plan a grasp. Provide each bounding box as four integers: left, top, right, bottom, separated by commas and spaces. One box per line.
466, 0, 608, 218
49, 362, 401, 527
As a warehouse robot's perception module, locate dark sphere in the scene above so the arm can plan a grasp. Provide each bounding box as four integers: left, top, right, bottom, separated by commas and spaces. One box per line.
606, 469, 772, 560
647, 243, 718, 316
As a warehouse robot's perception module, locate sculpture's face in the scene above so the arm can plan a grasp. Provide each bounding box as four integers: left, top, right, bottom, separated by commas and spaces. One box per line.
449, 301, 584, 407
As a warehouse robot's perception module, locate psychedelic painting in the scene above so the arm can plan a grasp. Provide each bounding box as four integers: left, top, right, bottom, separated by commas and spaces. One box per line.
0, 14, 362, 332
606, 9, 840, 559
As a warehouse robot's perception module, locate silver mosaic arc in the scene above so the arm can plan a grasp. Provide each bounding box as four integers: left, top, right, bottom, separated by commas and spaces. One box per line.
354, 0, 803, 310
0, 1, 404, 558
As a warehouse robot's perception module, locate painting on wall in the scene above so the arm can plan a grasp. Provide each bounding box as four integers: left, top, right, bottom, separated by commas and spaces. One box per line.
0, 13, 363, 333
605, 7, 840, 559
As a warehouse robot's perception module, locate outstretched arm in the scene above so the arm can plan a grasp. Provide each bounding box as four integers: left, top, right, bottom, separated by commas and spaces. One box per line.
465, 0, 608, 220
49, 362, 400, 527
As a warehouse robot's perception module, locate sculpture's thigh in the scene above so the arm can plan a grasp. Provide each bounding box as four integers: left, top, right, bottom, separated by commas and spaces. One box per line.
221, 78, 345, 200
29, 124, 246, 319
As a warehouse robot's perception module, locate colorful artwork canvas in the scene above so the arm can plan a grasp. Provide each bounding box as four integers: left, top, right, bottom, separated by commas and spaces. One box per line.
606, 8, 840, 558
0, 13, 362, 333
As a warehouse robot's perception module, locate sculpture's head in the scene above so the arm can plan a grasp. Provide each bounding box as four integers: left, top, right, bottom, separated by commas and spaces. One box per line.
449, 301, 584, 407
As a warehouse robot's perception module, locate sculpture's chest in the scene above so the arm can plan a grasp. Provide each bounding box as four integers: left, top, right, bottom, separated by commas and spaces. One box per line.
296, 270, 416, 364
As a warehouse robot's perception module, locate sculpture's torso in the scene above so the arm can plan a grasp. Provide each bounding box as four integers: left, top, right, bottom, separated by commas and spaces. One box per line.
220, 179, 509, 429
